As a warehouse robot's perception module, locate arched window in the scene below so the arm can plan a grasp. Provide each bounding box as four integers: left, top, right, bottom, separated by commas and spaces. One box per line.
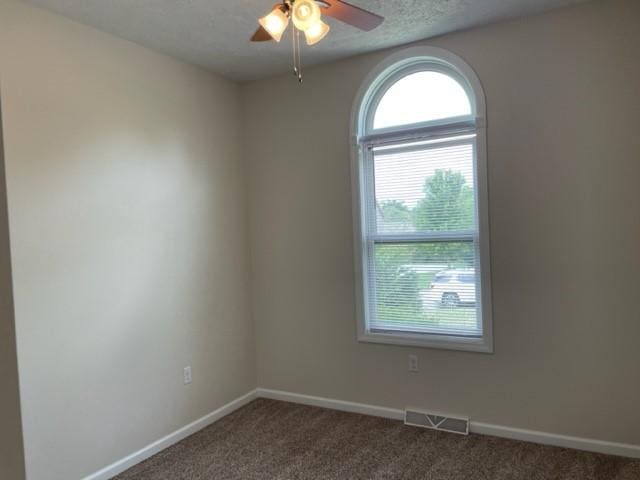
351, 46, 492, 352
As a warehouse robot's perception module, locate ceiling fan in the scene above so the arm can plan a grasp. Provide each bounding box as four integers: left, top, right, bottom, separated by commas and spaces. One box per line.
251, 0, 384, 82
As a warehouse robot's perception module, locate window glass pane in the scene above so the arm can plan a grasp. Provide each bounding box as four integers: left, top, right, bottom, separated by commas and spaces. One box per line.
373, 71, 471, 130
374, 138, 476, 234
369, 242, 480, 336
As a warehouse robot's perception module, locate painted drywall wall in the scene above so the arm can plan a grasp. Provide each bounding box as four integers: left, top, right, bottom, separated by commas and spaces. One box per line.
0, 96, 26, 480
244, 0, 640, 446
0, 1, 255, 479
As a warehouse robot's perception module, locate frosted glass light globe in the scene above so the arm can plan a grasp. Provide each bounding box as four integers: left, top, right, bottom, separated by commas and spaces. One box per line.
258, 7, 289, 42
292, 0, 321, 31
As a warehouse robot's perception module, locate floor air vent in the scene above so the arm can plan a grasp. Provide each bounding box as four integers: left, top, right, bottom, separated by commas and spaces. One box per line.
404, 409, 469, 435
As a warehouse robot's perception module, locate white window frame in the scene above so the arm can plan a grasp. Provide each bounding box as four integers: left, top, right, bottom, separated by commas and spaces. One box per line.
350, 46, 493, 353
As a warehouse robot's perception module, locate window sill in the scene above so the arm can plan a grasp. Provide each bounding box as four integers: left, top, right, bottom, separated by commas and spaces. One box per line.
358, 330, 493, 353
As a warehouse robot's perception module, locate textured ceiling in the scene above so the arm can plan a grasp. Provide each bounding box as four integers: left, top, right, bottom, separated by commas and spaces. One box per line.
26, 0, 588, 82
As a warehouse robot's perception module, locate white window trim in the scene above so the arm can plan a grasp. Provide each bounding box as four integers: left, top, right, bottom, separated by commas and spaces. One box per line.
350, 46, 493, 353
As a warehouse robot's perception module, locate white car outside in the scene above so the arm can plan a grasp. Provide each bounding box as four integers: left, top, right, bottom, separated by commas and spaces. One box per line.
421, 268, 476, 308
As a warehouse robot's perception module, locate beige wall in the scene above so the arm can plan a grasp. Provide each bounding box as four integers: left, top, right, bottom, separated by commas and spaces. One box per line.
0, 96, 26, 480
244, 0, 640, 446
0, 1, 255, 479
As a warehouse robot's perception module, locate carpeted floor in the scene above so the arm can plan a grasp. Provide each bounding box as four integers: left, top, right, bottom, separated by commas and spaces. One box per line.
114, 398, 640, 479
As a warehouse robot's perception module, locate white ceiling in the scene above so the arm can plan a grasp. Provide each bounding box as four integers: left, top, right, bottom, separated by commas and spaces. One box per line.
27, 0, 588, 82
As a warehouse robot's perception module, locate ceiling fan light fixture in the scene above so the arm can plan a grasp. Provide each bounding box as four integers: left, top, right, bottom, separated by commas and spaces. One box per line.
291, 0, 321, 31
258, 7, 289, 42
251, 1, 384, 82
304, 19, 330, 45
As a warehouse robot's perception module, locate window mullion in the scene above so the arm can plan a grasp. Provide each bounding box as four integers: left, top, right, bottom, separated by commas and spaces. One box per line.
369, 135, 476, 157
370, 232, 476, 244
361, 120, 477, 146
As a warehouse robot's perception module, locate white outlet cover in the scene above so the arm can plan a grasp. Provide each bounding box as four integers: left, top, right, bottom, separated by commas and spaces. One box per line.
183, 366, 192, 384
408, 355, 419, 372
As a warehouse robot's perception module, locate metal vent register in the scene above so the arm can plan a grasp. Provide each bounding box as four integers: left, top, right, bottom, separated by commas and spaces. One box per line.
405, 409, 469, 435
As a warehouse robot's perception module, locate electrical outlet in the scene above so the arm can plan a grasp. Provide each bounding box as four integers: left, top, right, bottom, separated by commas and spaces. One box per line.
183, 366, 192, 385
408, 355, 419, 373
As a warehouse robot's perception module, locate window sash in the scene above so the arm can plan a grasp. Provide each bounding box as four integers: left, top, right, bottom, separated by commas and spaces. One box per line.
365, 239, 482, 338
362, 133, 480, 239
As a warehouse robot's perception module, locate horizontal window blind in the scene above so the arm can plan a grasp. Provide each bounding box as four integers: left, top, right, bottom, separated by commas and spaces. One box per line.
364, 135, 482, 337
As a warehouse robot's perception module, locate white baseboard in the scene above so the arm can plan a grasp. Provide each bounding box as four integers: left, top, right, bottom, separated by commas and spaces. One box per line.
256, 388, 640, 459
82, 389, 258, 480
470, 422, 640, 459
257, 388, 406, 421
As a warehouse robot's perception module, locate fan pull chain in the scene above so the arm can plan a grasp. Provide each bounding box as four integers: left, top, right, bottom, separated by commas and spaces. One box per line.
296, 29, 302, 83
292, 22, 298, 78
291, 24, 303, 84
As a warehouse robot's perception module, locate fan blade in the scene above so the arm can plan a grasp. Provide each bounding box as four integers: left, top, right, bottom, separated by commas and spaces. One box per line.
251, 25, 274, 42
320, 1, 384, 31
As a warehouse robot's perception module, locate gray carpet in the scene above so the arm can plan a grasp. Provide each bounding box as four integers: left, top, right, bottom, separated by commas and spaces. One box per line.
114, 398, 640, 479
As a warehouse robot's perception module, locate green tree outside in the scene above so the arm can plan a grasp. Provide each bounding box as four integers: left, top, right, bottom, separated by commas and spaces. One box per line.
412, 169, 475, 267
